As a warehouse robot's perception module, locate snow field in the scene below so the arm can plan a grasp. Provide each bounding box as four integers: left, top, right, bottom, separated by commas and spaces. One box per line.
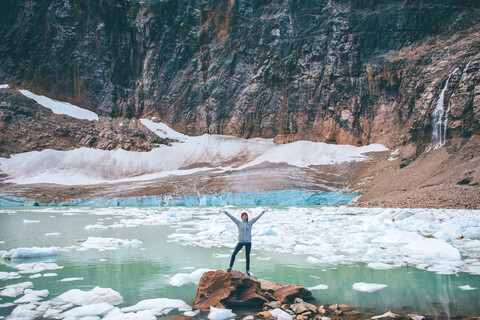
0, 119, 387, 185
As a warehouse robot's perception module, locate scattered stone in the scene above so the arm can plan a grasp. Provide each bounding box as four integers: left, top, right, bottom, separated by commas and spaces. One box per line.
263, 301, 281, 310
317, 306, 326, 316
256, 310, 273, 318
273, 285, 313, 304
290, 298, 318, 315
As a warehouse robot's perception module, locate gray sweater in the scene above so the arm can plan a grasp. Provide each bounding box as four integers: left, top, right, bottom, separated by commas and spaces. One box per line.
222, 209, 267, 242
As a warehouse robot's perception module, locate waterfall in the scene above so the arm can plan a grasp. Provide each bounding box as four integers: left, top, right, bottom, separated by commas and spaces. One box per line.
426, 67, 458, 152
461, 60, 471, 82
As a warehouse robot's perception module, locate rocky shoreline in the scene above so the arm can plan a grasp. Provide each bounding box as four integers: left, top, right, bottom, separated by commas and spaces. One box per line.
189, 270, 479, 320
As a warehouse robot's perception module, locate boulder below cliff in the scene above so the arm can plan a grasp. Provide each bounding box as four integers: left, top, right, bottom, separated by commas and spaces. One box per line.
193, 270, 313, 312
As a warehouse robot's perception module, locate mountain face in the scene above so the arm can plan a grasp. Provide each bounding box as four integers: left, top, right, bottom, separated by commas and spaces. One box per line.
1, 0, 480, 152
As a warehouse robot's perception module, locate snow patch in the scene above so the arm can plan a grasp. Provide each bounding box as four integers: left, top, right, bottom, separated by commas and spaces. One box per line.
19, 89, 99, 121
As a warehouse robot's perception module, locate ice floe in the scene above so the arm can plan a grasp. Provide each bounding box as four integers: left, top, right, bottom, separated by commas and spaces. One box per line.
55, 287, 123, 305
13, 289, 49, 304
62, 302, 114, 318
270, 308, 293, 320
0, 282, 33, 297
208, 306, 236, 320
352, 282, 388, 293
459, 285, 478, 290
60, 277, 84, 282
0, 271, 20, 281
401, 239, 461, 261
14, 262, 62, 274
78, 237, 142, 251
307, 284, 328, 290
0, 247, 57, 260
169, 268, 213, 287
121, 298, 192, 315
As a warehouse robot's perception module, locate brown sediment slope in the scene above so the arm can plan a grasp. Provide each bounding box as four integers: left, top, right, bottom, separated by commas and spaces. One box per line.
350, 136, 480, 209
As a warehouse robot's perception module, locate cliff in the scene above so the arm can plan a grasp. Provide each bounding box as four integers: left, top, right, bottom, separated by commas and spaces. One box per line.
1, 0, 480, 152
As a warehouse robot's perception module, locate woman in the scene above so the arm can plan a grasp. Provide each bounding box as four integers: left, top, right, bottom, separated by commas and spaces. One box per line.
220, 208, 268, 276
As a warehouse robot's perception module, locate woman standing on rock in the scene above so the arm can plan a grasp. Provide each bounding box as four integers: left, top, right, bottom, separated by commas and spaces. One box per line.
220, 208, 268, 276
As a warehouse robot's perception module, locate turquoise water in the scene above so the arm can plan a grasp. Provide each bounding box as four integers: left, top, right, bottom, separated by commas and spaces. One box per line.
1, 207, 479, 318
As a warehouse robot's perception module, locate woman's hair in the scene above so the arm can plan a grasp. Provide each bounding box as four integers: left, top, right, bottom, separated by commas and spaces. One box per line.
241, 212, 249, 226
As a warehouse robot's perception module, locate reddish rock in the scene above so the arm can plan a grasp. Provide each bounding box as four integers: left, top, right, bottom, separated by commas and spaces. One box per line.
193, 270, 313, 311
273, 285, 313, 304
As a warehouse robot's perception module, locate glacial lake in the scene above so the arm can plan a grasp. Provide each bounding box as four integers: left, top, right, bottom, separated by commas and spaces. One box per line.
1, 206, 480, 319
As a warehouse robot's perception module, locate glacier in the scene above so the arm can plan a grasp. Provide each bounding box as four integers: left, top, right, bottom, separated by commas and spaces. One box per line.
0, 189, 360, 207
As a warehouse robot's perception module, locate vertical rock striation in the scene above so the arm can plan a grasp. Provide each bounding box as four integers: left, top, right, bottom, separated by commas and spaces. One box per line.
1, 0, 479, 151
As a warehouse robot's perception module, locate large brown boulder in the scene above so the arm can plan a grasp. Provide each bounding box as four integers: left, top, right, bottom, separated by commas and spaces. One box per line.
193, 270, 313, 312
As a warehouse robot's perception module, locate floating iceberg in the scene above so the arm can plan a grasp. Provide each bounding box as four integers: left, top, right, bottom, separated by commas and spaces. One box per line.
1, 247, 57, 260
270, 308, 293, 320
62, 302, 115, 318
0, 281, 33, 297
208, 306, 236, 320
121, 298, 192, 315
352, 282, 388, 293
307, 284, 328, 290
79, 237, 142, 251
55, 287, 123, 306
0, 271, 21, 281
169, 268, 213, 287
401, 239, 461, 261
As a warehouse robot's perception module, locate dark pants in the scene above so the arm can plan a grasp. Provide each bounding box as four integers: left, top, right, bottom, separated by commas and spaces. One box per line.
229, 242, 252, 271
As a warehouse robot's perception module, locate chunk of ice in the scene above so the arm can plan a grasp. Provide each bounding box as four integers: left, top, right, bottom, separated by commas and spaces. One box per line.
352, 282, 387, 293
80, 237, 142, 250
1, 247, 57, 259
60, 277, 84, 282
459, 285, 478, 290
121, 298, 191, 314
208, 306, 236, 320
0, 282, 33, 297
367, 262, 397, 270
401, 239, 461, 261
307, 284, 328, 290
270, 308, 293, 320
55, 287, 123, 306
169, 268, 213, 287
13, 289, 49, 304
62, 303, 114, 317
0, 271, 20, 281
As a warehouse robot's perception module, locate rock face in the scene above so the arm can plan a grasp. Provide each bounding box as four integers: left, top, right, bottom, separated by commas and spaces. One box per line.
0, 90, 165, 157
1, 0, 480, 152
193, 270, 313, 311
